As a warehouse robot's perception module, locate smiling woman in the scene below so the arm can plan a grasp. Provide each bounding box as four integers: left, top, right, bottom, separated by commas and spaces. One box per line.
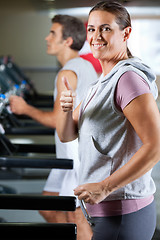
57, 1, 160, 240
87, 3, 132, 74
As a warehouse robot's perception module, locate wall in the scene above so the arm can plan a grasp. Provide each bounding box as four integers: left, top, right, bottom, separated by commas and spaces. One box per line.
0, 0, 58, 94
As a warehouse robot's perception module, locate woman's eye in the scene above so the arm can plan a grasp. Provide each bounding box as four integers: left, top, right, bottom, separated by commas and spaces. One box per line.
87, 28, 95, 32
102, 27, 110, 32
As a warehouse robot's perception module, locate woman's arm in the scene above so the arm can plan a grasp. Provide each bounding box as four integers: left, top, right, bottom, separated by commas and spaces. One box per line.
74, 93, 160, 204
56, 77, 80, 142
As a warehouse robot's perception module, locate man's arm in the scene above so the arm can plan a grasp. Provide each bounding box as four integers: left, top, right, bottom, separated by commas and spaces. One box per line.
9, 70, 77, 129
9, 96, 57, 128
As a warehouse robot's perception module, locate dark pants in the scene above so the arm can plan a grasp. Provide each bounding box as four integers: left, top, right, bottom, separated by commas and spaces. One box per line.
91, 201, 156, 240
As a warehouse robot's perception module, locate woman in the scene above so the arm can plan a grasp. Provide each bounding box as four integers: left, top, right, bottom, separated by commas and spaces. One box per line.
57, 1, 160, 239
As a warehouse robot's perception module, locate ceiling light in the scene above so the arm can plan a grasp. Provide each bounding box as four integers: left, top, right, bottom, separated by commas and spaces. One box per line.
48, 6, 160, 18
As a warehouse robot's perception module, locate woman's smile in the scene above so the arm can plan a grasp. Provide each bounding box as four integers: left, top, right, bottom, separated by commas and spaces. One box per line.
91, 43, 107, 50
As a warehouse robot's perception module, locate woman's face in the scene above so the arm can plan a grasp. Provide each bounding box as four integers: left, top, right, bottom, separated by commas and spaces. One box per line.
87, 10, 129, 61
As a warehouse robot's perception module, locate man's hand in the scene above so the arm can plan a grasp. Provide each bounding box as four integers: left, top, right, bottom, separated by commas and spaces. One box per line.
9, 95, 28, 115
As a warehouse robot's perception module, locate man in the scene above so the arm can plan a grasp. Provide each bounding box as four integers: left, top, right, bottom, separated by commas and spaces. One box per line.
10, 15, 97, 240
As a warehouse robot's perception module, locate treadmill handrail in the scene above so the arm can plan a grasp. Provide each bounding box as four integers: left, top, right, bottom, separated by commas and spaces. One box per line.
0, 194, 76, 211
0, 156, 73, 169
0, 223, 77, 240
4, 126, 55, 135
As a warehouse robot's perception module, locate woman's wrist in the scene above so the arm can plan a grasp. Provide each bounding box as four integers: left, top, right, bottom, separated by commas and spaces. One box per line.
101, 176, 117, 197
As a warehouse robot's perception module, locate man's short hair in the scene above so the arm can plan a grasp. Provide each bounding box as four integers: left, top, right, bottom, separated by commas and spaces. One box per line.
51, 14, 86, 51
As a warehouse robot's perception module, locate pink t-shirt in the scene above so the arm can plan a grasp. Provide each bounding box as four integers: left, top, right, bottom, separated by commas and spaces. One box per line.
86, 71, 153, 217
116, 71, 151, 110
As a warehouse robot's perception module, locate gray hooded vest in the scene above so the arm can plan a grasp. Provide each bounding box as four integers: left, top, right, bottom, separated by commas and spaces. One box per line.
78, 57, 158, 201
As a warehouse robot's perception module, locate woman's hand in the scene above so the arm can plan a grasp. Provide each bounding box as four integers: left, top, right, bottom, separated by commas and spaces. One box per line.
60, 77, 76, 112
56, 76, 78, 142
74, 181, 109, 205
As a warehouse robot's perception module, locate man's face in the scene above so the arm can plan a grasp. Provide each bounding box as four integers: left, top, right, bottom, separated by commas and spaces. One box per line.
45, 23, 65, 56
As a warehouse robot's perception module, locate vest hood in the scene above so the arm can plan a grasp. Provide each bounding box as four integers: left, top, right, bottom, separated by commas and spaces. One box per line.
101, 57, 158, 99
